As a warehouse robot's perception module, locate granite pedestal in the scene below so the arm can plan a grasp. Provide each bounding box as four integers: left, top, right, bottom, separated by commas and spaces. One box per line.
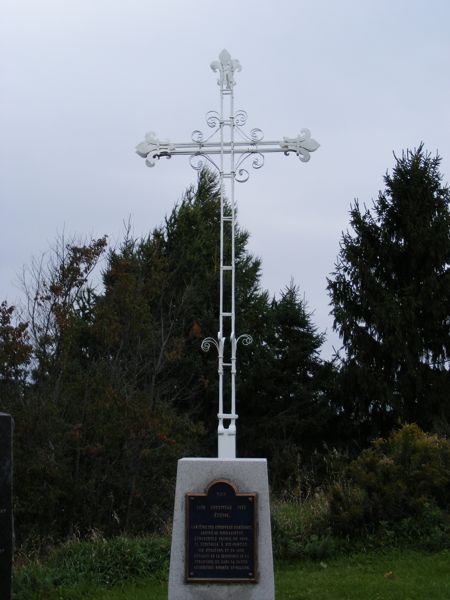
168, 458, 274, 600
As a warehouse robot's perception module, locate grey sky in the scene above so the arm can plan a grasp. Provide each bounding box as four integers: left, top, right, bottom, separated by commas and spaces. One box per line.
1, 0, 450, 358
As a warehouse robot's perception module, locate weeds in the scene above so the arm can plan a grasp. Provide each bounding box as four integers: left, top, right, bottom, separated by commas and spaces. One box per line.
13, 535, 170, 600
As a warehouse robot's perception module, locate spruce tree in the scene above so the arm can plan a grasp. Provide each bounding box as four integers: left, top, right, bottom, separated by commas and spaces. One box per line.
328, 146, 450, 436
239, 283, 333, 487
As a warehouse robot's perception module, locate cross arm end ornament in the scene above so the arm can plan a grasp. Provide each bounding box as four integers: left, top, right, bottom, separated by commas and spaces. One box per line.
280, 129, 320, 163
136, 131, 175, 167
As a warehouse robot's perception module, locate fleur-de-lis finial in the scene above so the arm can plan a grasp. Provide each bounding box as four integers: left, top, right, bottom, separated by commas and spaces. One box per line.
280, 130, 320, 163
211, 49, 241, 90
135, 132, 175, 167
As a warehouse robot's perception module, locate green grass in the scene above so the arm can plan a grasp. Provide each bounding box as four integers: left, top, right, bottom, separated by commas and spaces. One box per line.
73, 549, 450, 600
13, 535, 170, 600
276, 549, 450, 599
88, 578, 167, 600
14, 530, 450, 600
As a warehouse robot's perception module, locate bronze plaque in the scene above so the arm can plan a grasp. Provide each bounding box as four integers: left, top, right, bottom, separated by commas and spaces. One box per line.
185, 479, 257, 583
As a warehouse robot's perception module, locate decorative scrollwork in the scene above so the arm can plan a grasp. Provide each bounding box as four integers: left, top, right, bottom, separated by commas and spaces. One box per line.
249, 128, 264, 143
280, 129, 320, 163
234, 124, 265, 144
189, 154, 206, 171
191, 130, 204, 144
234, 110, 247, 126
237, 334, 253, 347
193, 123, 220, 145
235, 153, 248, 172
210, 49, 242, 90
235, 168, 249, 183
251, 152, 264, 170
189, 153, 220, 173
206, 111, 221, 128
201, 337, 219, 354
234, 152, 264, 182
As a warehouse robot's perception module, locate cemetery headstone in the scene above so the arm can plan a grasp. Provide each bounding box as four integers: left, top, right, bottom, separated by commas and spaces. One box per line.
0, 413, 13, 600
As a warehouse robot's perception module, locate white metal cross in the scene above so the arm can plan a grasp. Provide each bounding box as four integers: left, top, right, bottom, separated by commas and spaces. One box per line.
136, 49, 319, 459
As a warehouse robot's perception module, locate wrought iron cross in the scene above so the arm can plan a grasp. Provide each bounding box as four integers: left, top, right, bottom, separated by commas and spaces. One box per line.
136, 49, 319, 459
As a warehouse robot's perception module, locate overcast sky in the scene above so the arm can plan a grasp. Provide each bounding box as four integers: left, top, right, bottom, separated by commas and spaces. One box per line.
1, 0, 450, 358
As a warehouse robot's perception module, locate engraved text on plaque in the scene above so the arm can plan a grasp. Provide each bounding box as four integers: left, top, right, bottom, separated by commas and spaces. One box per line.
185, 479, 257, 583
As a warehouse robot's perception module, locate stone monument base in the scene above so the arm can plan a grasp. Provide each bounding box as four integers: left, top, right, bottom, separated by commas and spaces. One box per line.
168, 458, 274, 600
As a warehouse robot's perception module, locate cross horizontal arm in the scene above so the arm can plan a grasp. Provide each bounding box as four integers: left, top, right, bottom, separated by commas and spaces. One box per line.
136, 130, 320, 167
147, 145, 311, 157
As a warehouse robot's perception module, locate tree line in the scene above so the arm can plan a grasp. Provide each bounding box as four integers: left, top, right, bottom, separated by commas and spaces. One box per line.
0, 147, 448, 545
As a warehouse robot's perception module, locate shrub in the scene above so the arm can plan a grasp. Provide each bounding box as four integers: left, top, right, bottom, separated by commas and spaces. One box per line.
328, 424, 450, 536
271, 494, 337, 560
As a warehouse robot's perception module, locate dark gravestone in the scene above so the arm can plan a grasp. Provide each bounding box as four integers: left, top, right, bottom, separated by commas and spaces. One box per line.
186, 479, 257, 583
0, 413, 13, 600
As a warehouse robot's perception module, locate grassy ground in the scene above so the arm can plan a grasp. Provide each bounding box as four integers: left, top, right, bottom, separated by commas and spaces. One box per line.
84, 549, 450, 600
276, 549, 450, 600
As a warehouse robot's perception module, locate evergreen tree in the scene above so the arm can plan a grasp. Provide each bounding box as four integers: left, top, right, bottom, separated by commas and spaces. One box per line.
239, 283, 333, 488
328, 146, 450, 437
94, 169, 266, 442
5, 169, 333, 542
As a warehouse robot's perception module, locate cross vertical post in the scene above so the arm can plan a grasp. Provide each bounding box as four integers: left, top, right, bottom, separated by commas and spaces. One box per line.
215, 50, 241, 458
136, 49, 319, 459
